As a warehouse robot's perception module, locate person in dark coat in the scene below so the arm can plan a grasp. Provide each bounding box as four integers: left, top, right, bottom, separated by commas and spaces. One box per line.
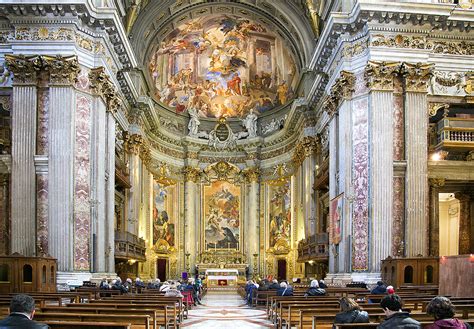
258, 279, 270, 291
99, 278, 110, 290
304, 279, 326, 296
333, 297, 369, 328
268, 279, 280, 290
425, 296, 472, 329
371, 281, 387, 294
276, 282, 293, 296
0, 294, 49, 328
319, 280, 328, 289
378, 294, 421, 328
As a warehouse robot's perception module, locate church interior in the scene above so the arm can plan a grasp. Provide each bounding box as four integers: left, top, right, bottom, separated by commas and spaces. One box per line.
0, 0, 473, 328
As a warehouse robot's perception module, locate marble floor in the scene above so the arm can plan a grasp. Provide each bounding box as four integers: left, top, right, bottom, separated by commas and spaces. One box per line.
182, 291, 273, 328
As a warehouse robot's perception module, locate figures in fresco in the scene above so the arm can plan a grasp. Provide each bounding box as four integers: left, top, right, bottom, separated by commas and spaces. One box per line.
149, 15, 298, 119
269, 182, 291, 247
241, 109, 258, 138
187, 107, 200, 136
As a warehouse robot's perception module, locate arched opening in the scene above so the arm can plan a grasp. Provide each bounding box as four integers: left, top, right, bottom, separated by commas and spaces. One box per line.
0, 264, 9, 282
23, 264, 33, 283
277, 259, 287, 281
50, 266, 55, 284
403, 265, 413, 284
42, 265, 47, 284
425, 265, 434, 284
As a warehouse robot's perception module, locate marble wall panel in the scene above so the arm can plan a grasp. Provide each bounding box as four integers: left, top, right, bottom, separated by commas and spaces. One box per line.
0, 176, 9, 255
351, 97, 369, 271
74, 95, 92, 270
393, 93, 404, 161
36, 174, 48, 255
392, 176, 405, 256
37, 88, 49, 154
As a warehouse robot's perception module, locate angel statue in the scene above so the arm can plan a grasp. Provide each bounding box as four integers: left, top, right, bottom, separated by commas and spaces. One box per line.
187, 107, 200, 137
241, 108, 258, 138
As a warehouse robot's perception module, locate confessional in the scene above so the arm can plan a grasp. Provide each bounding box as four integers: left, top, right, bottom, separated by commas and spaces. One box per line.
381, 256, 439, 289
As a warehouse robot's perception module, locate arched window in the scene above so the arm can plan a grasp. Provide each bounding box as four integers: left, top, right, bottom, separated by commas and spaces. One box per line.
42, 265, 47, 284
23, 264, 33, 283
425, 265, 434, 283
404, 265, 414, 284
50, 266, 55, 284
0, 264, 9, 282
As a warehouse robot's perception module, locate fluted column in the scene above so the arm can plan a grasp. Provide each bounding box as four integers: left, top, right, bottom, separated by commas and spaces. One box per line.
6, 55, 40, 256
244, 167, 260, 276
455, 193, 471, 254
429, 179, 444, 256
365, 61, 400, 272
47, 56, 80, 271
184, 166, 200, 273
105, 111, 116, 273
403, 63, 433, 257
124, 133, 144, 235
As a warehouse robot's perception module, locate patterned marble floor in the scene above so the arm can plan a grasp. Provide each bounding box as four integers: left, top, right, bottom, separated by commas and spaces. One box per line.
182, 291, 273, 328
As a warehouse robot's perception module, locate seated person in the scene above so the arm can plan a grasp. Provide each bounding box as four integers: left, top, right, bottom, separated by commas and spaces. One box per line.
333, 297, 369, 328
147, 278, 161, 289
268, 279, 280, 290
276, 281, 294, 296
246, 280, 258, 305
99, 278, 110, 290
0, 294, 49, 328
425, 296, 472, 329
304, 279, 326, 296
135, 277, 146, 288
124, 278, 133, 291
371, 280, 387, 294
258, 279, 270, 291
378, 294, 421, 328
111, 278, 128, 293
319, 279, 328, 289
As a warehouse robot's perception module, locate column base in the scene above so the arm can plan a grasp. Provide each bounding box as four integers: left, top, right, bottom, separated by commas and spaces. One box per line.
90, 272, 118, 284
56, 271, 92, 289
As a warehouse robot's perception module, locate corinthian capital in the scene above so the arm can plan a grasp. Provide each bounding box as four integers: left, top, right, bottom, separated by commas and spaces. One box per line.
5, 54, 43, 85
89, 67, 121, 113
140, 145, 152, 166
123, 133, 144, 155
401, 62, 434, 93
365, 61, 401, 91
324, 71, 355, 117
183, 166, 201, 183
43, 55, 80, 85
243, 167, 260, 183
429, 178, 445, 188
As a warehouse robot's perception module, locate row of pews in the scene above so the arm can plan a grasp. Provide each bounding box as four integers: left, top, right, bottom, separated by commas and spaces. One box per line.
0, 285, 208, 328
240, 284, 474, 329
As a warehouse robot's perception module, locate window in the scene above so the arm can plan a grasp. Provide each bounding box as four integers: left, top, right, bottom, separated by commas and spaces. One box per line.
404, 265, 414, 284
50, 266, 55, 284
23, 264, 33, 283
425, 265, 434, 283
0, 264, 9, 282
42, 265, 47, 284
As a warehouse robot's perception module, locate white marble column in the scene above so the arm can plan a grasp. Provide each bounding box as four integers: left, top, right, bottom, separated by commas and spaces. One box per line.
105, 111, 116, 273
125, 134, 144, 236
48, 74, 78, 272
245, 168, 260, 276
184, 166, 199, 273
7, 55, 38, 256
403, 63, 432, 257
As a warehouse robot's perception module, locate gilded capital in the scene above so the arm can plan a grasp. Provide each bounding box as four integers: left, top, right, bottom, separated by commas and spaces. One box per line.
401, 62, 434, 93
324, 71, 355, 117
429, 178, 445, 188
243, 167, 260, 183
140, 145, 152, 166
5, 54, 43, 85
183, 166, 201, 183
292, 136, 318, 168
89, 67, 120, 113
123, 133, 144, 155
43, 55, 80, 85
365, 61, 401, 91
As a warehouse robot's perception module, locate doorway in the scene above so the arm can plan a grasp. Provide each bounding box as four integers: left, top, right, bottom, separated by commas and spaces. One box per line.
277, 259, 287, 281
438, 193, 460, 255
156, 259, 167, 281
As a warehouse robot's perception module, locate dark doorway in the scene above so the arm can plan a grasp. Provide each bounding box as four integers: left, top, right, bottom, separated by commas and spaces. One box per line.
156, 259, 167, 281
277, 259, 287, 281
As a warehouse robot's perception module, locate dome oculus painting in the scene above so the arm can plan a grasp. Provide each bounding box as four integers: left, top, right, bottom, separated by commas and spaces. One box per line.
149, 15, 299, 118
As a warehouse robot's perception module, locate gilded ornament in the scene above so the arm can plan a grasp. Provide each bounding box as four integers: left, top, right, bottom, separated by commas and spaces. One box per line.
400, 62, 434, 93
464, 71, 474, 95
123, 133, 144, 155
5, 54, 43, 84
292, 136, 318, 168
323, 71, 355, 117
89, 67, 121, 113
365, 61, 401, 91
203, 161, 241, 183
243, 167, 260, 183
43, 55, 80, 85
428, 103, 449, 117
429, 178, 445, 188
183, 166, 201, 183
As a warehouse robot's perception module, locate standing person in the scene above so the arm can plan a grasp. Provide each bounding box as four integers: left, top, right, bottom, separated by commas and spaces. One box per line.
377, 294, 421, 328
425, 296, 472, 329
304, 279, 326, 296
333, 297, 369, 328
0, 294, 49, 328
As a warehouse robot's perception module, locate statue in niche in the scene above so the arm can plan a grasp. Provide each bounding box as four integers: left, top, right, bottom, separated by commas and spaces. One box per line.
242, 108, 258, 138
187, 107, 200, 136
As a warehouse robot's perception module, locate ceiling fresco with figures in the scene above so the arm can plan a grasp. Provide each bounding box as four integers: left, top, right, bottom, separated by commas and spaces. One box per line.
148, 14, 299, 119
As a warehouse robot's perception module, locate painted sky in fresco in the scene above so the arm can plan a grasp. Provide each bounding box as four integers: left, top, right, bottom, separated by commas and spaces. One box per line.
149, 15, 298, 118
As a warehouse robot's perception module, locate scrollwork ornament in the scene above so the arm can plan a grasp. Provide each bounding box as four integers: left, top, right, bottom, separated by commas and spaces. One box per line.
428, 103, 449, 117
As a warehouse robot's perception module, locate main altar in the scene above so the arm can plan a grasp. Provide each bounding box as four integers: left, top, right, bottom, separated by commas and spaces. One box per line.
197, 250, 248, 286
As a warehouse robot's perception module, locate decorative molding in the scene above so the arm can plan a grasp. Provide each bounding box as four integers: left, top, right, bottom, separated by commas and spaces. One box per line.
203, 161, 241, 183
182, 166, 201, 183
365, 61, 401, 91
43, 55, 80, 86
292, 136, 319, 168
123, 133, 144, 155
323, 71, 355, 117
401, 62, 434, 93
429, 178, 445, 188
89, 67, 122, 114
428, 103, 449, 117
4, 54, 42, 84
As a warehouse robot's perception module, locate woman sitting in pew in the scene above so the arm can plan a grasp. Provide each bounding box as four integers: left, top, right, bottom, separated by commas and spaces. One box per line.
332, 297, 369, 328
276, 281, 294, 296
304, 279, 326, 296
425, 296, 472, 329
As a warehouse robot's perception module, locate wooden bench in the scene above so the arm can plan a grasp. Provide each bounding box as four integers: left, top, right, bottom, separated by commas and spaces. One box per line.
43, 321, 132, 329
33, 313, 151, 329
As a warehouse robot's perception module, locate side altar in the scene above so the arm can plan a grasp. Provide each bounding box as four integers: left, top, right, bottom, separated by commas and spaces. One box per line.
196, 250, 248, 286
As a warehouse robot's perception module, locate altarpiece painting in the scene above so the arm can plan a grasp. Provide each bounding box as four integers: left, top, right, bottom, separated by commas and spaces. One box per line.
153, 182, 176, 249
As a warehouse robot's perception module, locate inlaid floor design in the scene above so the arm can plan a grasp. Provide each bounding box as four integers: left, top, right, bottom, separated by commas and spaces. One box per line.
182, 291, 273, 328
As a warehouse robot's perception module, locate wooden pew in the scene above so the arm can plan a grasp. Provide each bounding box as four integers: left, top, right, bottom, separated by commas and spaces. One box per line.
43, 321, 132, 329
33, 313, 151, 329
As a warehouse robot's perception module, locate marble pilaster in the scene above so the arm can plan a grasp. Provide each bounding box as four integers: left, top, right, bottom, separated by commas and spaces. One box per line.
244, 167, 260, 276
124, 133, 144, 235
105, 111, 116, 273
184, 166, 200, 273
47, 56, 80, 272
403, 63, 433, 257
6, 55, 39, 256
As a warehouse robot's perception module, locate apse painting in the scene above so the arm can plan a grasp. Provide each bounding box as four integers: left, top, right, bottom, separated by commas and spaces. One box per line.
149, 15, 298, 118
204, 181, 240, 249
153, 182, 175, 248
269, 181, 291, 247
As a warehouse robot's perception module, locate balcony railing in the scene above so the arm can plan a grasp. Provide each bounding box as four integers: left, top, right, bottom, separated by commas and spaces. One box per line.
297, 232, 329, 262
435, 118, 474, 150
114, 231, 146, 261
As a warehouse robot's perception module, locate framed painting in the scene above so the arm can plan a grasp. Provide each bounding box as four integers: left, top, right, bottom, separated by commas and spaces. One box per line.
330, 193, 344, 245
